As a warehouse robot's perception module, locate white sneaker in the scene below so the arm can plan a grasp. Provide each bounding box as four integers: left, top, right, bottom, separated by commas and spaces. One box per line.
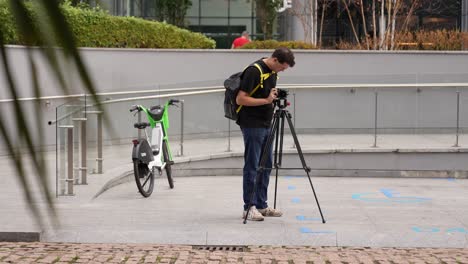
242, 206, 264, 221
258, 207, 283, 217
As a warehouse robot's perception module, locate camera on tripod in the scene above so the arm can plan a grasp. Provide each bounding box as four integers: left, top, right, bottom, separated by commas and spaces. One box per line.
243, 86, 326, 224
276, 88, 289, 99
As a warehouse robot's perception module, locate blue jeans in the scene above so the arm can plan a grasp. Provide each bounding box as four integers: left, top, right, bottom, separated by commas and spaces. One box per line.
241, 127, 272, 211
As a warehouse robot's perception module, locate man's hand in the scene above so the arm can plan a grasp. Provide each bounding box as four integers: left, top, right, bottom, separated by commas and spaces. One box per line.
265, 88, 278, 104
236, 88, 277, 106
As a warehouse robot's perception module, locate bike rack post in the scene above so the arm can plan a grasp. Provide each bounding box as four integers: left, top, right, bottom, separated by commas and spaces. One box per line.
72, 118, 88, 184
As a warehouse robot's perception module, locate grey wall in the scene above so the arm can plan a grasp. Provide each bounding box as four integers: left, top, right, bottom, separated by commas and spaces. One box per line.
1, 46, 468, 154
3, 47, 468, 98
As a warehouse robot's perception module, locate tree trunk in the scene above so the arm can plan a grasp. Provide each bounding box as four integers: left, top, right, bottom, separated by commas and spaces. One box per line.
290, 0, 313, 43
384, 0, 392, 49
319, 0, 328, 47
390, 0, 402, 50
379, 0, 386, 49
402, 0, 419, 31
342, 0, 361, 47
372, 0, 377, 49
360, 0, 370, 49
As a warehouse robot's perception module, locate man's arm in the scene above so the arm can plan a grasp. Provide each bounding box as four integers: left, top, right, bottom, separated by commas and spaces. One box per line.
236, 88, 278, 106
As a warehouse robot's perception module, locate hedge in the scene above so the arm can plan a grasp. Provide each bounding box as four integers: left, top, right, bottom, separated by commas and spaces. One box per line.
335, 30, 467, 51
0, 0, 17, 44
0, 1, 215, 49
240, 40, 317, 50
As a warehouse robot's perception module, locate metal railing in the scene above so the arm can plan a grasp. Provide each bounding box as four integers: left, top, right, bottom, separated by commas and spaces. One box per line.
21, 82, 466, 196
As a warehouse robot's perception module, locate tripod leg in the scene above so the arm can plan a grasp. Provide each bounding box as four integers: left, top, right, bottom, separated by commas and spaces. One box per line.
274, 111, 285, 209
243, 114, 279, 224
284, 111, 326, 224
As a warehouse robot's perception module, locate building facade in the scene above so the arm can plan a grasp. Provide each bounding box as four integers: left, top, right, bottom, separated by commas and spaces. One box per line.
93, 0, 467, 49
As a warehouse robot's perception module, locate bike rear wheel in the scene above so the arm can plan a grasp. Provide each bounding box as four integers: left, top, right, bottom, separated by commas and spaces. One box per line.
162, 141, 174, 189
133, 161, 154, 197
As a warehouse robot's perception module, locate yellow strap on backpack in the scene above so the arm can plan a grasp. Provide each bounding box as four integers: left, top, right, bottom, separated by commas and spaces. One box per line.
236, 63, 275, 113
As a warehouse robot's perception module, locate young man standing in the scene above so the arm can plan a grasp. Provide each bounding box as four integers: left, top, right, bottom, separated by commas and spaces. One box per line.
236, 47, 295, 221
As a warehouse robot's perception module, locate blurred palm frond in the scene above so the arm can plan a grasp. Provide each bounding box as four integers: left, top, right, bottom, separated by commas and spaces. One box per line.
0, 0, 105, 228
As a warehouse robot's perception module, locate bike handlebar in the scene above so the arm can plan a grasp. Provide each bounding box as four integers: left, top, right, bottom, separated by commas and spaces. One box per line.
169, 99, 180, 105
129, 105, 139, 112
130, 99, 180, 113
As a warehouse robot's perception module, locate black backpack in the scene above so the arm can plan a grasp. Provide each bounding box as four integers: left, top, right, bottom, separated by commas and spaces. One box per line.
223, 63, 273, 121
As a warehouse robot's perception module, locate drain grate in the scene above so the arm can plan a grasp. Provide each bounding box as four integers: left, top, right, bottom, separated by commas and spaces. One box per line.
192, 245, 248, 252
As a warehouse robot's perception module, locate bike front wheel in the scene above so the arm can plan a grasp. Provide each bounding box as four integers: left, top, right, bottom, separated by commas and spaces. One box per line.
133, 161, 155, 197
162, 141, 174, 189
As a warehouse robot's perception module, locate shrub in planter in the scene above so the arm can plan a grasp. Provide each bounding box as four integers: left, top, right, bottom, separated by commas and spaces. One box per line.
240, 40, 317, 49
0, 0, 215, 49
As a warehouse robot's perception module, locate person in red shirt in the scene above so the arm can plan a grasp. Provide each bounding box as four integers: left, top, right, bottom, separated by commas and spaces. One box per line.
231, 31, 251, 49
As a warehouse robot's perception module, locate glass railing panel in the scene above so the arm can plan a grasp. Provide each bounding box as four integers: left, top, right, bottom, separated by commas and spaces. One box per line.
81, 79, 468, 167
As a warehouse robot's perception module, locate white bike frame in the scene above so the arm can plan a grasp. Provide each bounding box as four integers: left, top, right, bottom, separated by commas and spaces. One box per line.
143, 123, 167, 171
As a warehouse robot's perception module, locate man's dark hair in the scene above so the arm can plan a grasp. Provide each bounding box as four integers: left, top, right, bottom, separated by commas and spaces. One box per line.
272, 47, 295, 67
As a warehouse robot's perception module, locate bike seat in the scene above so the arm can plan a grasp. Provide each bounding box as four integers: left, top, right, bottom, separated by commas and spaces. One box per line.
149, 106, 164, 121
134, 122, 150, 129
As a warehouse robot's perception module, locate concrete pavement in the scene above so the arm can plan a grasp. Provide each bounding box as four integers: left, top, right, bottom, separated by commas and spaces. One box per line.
0, 133, 467, 262
43, 175, 468, 248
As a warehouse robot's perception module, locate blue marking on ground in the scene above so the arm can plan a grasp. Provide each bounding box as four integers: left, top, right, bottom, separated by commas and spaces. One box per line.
352, 189, 431, 203
412, 227, 468, 234
446, 228, 468, 233
296, 215, 321, 221
380, 188, 396, 198
284, 176, 304, 179
412, 227, 440, 233
288, 185, 296, 190
291, 198, 301, 203
300, 227, 334, 234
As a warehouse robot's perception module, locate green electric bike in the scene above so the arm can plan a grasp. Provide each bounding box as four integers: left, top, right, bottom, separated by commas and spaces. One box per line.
130, 99, 179, 197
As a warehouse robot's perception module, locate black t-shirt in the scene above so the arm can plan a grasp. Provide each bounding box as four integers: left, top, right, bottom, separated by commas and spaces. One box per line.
237, 59, 277, 128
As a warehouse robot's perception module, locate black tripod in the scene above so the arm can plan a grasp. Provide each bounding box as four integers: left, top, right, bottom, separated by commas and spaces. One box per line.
243, 97, 326, 224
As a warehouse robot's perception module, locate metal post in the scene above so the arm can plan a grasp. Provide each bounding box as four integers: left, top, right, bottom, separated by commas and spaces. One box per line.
293, 91, 296, 148
57, 125, 74, 196
97, 113, 103, 173
227, 119, 232, 152
138, 111, 142, 140
454, 89, 460, 147
180, 100, 185, 156
73, 118, 88, 184
66, 127, 74, 195
85, 111, 103, 174
81, 119, 87, 184
373, 90, 378, 147
55, 108, 58, 198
